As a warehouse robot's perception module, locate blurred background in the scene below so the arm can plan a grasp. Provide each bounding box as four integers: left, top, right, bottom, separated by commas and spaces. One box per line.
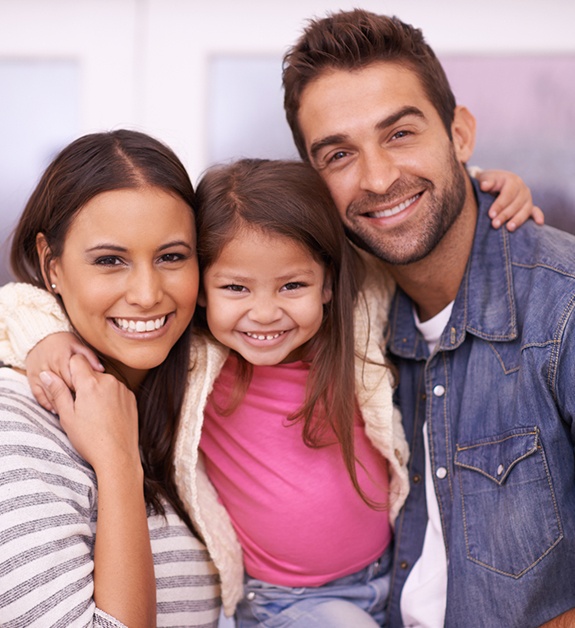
1, 0, 574, 286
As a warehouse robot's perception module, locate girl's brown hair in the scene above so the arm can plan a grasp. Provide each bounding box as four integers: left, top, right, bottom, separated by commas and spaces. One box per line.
11, 129, 197, 532
195, 159, 380, 506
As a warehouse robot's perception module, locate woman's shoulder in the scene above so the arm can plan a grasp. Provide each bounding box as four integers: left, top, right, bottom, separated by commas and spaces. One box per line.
0, 367, 95, 487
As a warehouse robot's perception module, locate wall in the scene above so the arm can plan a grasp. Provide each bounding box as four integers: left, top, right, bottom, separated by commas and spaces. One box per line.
1, 0, 574, 283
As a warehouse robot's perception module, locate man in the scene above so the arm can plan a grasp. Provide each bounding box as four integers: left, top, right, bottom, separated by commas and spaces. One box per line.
282, 9, 575, 628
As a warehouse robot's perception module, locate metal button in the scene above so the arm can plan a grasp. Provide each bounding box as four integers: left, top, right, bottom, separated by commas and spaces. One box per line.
413, 474, 422, 484
436, 466, 447, 479
433, 384, 445, 397
400, 560, 409, 570
247, 592, 256, 600
497, 464, 504, 476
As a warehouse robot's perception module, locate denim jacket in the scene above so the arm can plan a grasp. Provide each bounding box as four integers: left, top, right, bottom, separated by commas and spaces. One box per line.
386, 180, 575, 627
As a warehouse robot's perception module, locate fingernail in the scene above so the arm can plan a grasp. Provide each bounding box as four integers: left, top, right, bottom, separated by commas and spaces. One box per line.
493, 219, 501, 229
39, 371, 53, 386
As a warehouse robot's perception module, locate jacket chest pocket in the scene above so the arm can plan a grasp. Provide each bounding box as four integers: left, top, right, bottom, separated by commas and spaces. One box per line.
454, 428, 563, 577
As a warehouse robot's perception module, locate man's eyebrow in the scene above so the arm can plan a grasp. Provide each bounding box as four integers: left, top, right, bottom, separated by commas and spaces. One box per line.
309, 105, 426, 162
309, 134, 348, 162
375, 106, 426, 131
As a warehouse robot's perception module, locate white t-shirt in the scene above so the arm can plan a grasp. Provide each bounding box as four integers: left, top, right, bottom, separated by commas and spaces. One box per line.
400, 302, 453, 628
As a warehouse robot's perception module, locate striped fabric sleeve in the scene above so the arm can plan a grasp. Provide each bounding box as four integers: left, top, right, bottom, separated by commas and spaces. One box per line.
0, 369, 222, 627
0, 371, 126, 627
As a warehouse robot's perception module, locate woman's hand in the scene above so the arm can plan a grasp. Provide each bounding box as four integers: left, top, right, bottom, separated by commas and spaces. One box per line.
39, 354, 139, 473
476, 169, 545, 231
27, 332, 103, 413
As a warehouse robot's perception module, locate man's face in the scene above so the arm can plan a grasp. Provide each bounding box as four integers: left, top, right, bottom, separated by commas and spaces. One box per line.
297, 61, 474, 265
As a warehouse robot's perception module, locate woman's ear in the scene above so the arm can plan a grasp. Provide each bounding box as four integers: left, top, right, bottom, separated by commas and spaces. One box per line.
36, 233, 58, 293
451, 105, 476, 163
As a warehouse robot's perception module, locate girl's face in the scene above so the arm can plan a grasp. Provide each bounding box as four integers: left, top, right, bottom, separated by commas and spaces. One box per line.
201, 228, 332, 366
40, 186, 199, 388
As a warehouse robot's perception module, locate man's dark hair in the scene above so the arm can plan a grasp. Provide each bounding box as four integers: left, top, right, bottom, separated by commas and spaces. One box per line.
282, 9, 457, 160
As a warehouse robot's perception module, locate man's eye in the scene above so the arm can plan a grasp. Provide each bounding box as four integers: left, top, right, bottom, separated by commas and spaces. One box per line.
329, 150, 348, 162
392, 129, 411, 140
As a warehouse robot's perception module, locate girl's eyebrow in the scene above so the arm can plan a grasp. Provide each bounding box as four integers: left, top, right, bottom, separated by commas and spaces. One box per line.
209, 269, 317, 282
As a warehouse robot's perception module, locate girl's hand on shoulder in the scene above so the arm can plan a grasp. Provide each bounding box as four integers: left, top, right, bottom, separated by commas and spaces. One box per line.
476, 169, 545, 231
27, 332, 104, 412
39, 354, 140, 475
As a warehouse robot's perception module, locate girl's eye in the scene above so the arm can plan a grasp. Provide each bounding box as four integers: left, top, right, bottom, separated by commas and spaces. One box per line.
223, 284, 246, 293
94, 256, 123, 266
282, 282, 305, 291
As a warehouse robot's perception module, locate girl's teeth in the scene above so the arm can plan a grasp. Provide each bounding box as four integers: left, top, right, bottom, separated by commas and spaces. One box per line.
245, 331, 285, 341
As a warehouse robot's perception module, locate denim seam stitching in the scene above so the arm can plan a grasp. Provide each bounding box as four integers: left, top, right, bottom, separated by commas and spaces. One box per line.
458, 429, 563, 578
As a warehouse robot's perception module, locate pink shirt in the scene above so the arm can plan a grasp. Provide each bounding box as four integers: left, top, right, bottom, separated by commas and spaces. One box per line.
200, 355, 391, 587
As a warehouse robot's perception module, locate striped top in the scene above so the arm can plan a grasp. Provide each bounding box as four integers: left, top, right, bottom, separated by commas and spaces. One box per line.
0, 368, 221, 627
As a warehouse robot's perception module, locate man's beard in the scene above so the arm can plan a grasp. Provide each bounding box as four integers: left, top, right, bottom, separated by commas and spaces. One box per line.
345, 148, 467, 266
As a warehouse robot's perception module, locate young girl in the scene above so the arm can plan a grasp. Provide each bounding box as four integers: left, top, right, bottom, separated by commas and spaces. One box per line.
0, 160, 542, 626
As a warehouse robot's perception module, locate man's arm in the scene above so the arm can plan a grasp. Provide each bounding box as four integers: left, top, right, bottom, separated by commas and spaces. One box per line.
541, 608, 575, 627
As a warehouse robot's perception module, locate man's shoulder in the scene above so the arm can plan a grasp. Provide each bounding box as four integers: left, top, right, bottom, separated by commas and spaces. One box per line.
510, 221, 575, 277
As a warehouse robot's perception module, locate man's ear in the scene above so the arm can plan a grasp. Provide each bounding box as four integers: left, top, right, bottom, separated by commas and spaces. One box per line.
36, 233, 58, 292
451, 106, 476, 163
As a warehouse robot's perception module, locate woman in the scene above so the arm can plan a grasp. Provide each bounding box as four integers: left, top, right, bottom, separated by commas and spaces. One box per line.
0, 130, 220, 627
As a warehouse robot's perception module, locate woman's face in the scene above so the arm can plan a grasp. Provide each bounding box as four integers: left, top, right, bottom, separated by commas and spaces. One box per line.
41, 186, 199, 388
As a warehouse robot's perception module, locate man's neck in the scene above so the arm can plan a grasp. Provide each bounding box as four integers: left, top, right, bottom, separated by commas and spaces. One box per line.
385, 178, 478, 322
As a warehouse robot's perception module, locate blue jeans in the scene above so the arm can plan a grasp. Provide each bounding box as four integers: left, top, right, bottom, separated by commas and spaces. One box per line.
235, 547, 391, 627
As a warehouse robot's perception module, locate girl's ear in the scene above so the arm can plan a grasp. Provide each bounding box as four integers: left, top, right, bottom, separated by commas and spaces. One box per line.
322, 272, 333, 305
35, 233, 58, 293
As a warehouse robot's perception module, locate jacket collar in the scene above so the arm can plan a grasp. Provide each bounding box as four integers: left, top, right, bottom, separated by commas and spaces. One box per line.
388, 178, 518, 360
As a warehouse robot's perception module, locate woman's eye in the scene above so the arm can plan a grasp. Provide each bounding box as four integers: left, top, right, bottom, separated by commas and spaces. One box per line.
94, 256, 123, 266
160, 252, 186, 263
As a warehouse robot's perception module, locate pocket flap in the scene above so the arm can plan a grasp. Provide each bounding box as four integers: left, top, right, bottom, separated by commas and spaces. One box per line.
455, 428, 539, 485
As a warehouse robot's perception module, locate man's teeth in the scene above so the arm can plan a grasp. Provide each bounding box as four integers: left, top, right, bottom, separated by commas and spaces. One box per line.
245, 331, 285, 341
114, 316, 166, 332
370, 193, 420, 218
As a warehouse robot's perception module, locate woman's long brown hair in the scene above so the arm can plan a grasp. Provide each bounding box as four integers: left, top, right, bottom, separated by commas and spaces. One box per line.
11, 129, 198, 532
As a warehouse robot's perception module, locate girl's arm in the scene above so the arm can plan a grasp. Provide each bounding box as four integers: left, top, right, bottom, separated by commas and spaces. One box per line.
473, 168, 545, 231
39, 355, 156, 627
0, 282, 103, 411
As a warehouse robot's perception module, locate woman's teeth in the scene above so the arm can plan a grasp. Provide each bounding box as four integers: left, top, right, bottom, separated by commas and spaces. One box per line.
244, 331, 285, 341
114, 316, 166, 332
